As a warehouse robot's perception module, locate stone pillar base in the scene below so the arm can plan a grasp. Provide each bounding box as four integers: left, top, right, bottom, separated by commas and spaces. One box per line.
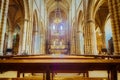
114, 52, 120, 55
0, 52, 3, 56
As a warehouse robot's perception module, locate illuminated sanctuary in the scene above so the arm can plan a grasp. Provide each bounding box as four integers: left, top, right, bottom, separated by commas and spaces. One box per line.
0, 0, 120, 80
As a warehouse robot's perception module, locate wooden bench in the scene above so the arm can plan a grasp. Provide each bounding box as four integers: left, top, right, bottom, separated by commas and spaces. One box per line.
12, 76, 43, 80
0, 78, 12, 80
0, 77, 108, 80
0, 55, 119, 80
57, 77, 108, 80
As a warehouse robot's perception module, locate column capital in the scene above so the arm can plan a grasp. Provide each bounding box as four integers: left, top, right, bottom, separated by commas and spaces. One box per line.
86, 19, 95, 23
33, 30, 39, 34
8, 27, 13, 32
24, 19, 29, 22
101, 31, 105, 34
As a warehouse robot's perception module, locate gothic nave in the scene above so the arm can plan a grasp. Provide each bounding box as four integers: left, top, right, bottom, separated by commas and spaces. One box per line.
0, 0, 120, 80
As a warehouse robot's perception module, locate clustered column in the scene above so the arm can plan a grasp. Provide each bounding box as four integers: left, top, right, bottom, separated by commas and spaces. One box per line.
7, 25, 13, 50
28, 18, 33, 55
42, 33, 46, 54
76, 32, 80, 54
108, 0, 120, 55
70, 30, 76, 54
84, 20, 97, 55
21, 19, 29, 54
0, 0, 9, 55
33, 30, 40, 54
26, 18, 31, 54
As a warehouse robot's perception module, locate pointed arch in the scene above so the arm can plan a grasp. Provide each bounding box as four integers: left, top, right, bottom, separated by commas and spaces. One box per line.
93, 0, 107, 18
33, 10, 39, 33
19, 0, 31, 54
32, 10, 41, 54
77, 10, 84, 54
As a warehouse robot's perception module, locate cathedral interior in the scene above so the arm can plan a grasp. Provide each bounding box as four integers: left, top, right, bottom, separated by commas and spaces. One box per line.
0, 0, 120, 80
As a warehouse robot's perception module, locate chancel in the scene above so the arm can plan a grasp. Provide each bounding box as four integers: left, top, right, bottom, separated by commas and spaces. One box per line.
0, 0, 120, 80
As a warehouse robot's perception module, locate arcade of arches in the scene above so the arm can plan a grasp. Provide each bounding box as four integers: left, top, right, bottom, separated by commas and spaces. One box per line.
0, 0, 120, 55
0, 0, 120, 79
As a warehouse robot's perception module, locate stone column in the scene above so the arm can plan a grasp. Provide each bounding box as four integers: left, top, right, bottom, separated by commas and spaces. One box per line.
33, 31, 41, 54
70, 30, 76, 54
25, 19, 31, 55
79, 31, 84, 55
76, 32, 80, 54
43, 34, 45, 54
7, 27, 13, 50
108, 0, 120, 55
21, 19, 29, 54
101, 31, 106, 48
21, 18, 33, 55
40, 35, 44, 54
71, 40, 75, 54
84, 0, 97, 55
0, 1, 2, 16
28, 19, 33, 55
40, 33, 45, 54
0, 0, 9, 55
18, 24, 24, 54
26, 9, 33, 55
84, 20, 97, 55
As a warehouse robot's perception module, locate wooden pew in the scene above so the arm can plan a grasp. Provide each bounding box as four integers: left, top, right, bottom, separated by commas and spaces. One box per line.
61, 77, 108, 80
0, 55, 119, 80
0, 77, 107, 80
0, 78, 12, 80
12, 76, 43, 80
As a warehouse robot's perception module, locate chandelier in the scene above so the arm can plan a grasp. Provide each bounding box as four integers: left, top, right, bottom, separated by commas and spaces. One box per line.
53, 0, 62, 24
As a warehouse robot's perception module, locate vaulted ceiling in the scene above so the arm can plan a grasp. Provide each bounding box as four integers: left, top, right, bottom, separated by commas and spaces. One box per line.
95, 1, 109, 31
45, 0, 71, 24
45, 0, 71, 14
0, 0, 1, 8
8, 0, 24, 28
